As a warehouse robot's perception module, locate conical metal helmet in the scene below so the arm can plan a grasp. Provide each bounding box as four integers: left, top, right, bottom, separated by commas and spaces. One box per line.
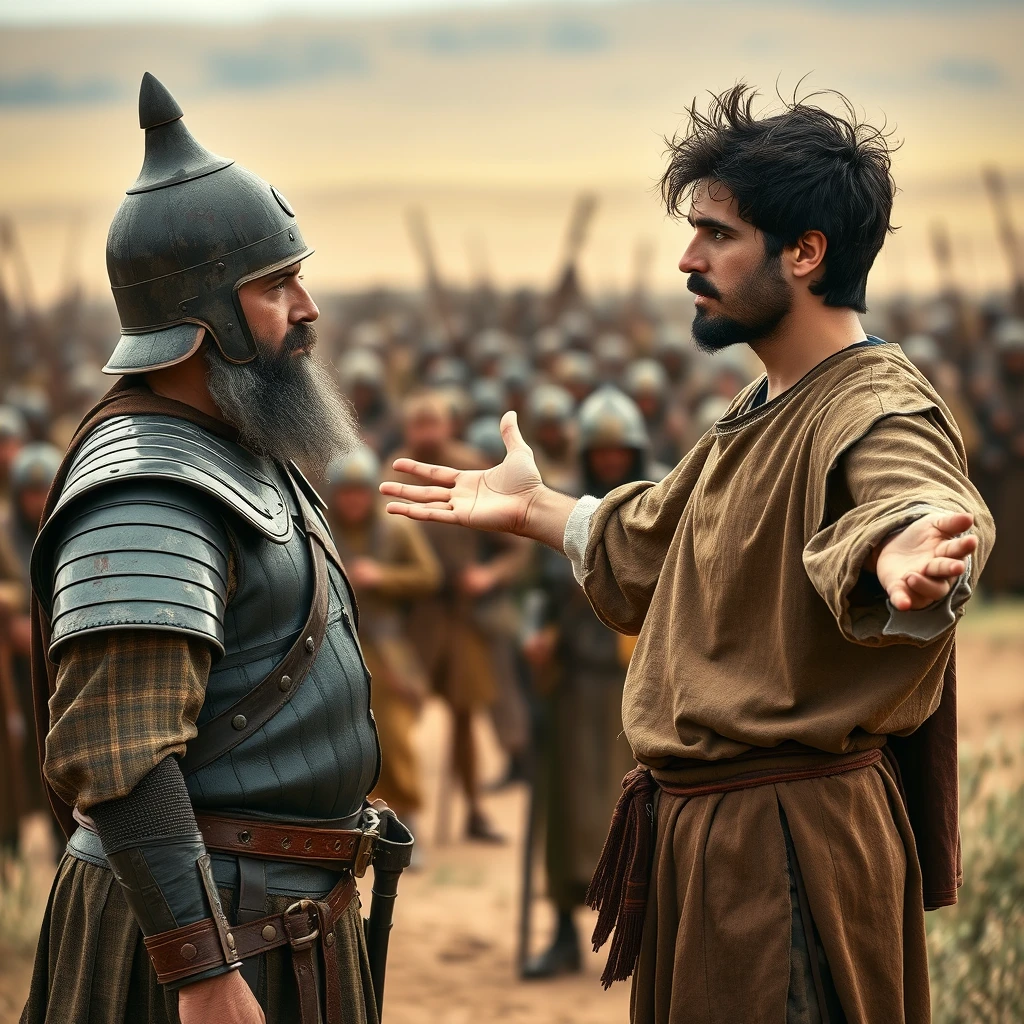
577, 386, 649, 452
103, 73, 313, 375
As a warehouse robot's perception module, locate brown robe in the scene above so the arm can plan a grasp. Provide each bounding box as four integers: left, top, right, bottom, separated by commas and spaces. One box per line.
579, 344, 995, 1024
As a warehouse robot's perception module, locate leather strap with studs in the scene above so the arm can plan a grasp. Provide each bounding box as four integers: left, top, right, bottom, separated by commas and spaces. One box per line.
143, 873, 357, 986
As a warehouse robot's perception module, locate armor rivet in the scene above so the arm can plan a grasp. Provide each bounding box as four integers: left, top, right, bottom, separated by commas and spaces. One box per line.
180, 943, 197, 960
325, 933, 335, 947
109, 467, 119, 474
334, 839, 342, 851
288, 230, 295, 241
304, 838, 313, 851
281, 836, 291, 849
305, 637, 315, 654
226, 932, 236, 950
232, 714, 247, 730
262, 925, 277, 941
216, 262, 225, 271
279, 674, 292, 692
225, 323, 234, 332
238, 830, 251, 844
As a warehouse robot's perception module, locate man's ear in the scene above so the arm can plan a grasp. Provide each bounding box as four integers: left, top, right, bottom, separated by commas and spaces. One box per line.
789, 230, 827, 281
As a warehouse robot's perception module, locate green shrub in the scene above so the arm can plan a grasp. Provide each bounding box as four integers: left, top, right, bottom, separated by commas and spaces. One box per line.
928, 747, 1024, 1023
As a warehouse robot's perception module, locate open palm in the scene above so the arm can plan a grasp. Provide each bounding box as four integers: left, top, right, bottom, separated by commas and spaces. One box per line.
381, 412, 544, 534
874, 510, 978, 612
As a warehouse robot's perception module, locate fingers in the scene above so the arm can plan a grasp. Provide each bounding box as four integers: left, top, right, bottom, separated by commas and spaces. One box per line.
389, 459, 459, 486
935, 534, 977, 559
931, 510, 974, 536
922, 557, 966, 580
384, 501, 460, 525
904, 572, 952, 603
379, 481, 452, 504
888, 580, 913, 612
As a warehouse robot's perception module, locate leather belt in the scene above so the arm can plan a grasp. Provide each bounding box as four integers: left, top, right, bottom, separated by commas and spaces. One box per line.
144, 870, 357, 989
197, 812, 378, 877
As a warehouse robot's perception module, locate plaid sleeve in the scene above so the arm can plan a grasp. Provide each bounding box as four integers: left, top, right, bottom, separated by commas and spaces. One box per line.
43, 629, 212, 812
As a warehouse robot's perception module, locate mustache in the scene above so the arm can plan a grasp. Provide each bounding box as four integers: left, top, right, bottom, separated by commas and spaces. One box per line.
283, 321, 318, 355
687, 274, 721, 301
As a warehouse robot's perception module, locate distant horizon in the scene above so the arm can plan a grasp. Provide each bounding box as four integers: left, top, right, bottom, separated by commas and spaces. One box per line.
0, 0, 621, 26
1, 0, 1021, 302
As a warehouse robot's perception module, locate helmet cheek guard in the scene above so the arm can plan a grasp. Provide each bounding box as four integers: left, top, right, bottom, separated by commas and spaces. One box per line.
103, 72, 313, 374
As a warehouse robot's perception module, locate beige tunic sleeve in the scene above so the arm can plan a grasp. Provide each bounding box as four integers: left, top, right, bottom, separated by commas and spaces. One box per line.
802, 410, 995, 647
580, 434, 716, 635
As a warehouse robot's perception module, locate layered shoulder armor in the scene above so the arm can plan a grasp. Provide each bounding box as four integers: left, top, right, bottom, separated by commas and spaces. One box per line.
39, 477, 231, 658
49, 415, 291, 542
33, 414, 291, 658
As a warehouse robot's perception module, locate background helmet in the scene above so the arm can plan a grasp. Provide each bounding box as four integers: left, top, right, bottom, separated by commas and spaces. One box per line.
10, 442, 62, 496
577, 386, 649, 452
326, 446, 381, 489
103, 72, 313, 375
526, 383, 574, 424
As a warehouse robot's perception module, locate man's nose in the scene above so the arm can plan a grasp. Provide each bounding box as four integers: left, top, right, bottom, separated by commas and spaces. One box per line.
678, 242, 708, 275
293, 284, 319, 324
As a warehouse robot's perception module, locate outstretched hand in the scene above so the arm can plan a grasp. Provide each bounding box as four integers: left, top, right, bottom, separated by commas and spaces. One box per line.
381, 411, 544, 535
872, 511, 977, 612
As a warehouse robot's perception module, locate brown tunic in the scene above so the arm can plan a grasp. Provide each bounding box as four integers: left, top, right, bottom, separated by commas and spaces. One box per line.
579, 344, 995, 1024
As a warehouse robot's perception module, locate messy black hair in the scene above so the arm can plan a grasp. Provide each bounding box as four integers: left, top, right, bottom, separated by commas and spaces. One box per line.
660, 83, 898, 312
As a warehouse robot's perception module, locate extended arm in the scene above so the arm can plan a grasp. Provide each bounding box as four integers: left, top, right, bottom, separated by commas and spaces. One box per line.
380, 412, 579, 550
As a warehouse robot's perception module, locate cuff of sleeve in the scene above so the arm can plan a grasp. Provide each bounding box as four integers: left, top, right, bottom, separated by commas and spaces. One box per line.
848, 504, 975, 644
881, 554, 973, 642
563, 495, 601, 585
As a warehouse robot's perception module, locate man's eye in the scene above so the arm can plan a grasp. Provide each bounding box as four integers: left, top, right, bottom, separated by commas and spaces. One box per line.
713, 230, 726, 241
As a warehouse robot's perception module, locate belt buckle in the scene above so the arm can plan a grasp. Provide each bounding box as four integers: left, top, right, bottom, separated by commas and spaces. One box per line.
353, 827, 378, 878
284, 898, 320, 950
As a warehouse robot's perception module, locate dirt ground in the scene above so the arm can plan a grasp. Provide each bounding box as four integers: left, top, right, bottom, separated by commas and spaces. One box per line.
1, 599, 1021, 1024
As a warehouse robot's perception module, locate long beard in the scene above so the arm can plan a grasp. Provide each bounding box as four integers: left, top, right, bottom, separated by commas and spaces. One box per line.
689, 256, 792, 354
205, 322, 360, 477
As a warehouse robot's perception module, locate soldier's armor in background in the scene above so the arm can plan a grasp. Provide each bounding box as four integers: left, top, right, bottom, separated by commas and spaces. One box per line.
33, 414, 380, 823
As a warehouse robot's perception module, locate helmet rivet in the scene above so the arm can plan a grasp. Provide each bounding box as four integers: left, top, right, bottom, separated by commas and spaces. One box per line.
288, 230, 295, 241
179, 302, 188, 312
224, 323, 234, 332
216, 262, 225, 271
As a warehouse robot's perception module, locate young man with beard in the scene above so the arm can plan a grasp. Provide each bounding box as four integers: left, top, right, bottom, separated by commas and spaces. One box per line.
383, 86, 994, 1023
22, 74, 407, 1024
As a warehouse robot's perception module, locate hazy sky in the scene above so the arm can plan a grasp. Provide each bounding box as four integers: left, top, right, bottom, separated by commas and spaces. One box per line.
2, 0, 613, 23
1, 0, 1021, 302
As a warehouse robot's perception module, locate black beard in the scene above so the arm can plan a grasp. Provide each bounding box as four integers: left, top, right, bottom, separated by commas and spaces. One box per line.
689, 255, 792, 354
205, 322, 360, 477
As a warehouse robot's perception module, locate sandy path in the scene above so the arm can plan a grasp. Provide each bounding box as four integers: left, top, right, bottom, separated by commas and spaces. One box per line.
1, 601, 1021, 1024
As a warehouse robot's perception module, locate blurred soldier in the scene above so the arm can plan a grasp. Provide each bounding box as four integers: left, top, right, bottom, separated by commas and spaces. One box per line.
0, 405, 28, 510
3, 444, 62, 839
325, 447, 442, 838
552, 350, 597, 406
980, 319, 1024, 593
594, 332, 632, 383
525, 384, 576, 493
337, 348, 400, 456
522, 387, 652, 979
4, 385, 50, 443
391, 392, 516, 841
465, 416, 533, 788
625, 358, 679, 466
652, 322, 691, 388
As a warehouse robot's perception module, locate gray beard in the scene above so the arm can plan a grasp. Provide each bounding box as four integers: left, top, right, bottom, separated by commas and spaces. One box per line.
205, 326, 360, 477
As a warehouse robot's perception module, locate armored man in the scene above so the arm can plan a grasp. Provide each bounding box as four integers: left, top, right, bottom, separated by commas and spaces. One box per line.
22, 74, 410, 1024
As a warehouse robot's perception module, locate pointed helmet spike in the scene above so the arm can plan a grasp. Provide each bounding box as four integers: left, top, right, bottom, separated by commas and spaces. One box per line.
138, 72, 183, 130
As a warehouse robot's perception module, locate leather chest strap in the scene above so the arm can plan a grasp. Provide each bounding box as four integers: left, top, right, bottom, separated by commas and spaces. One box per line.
180, 484, 330, 777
